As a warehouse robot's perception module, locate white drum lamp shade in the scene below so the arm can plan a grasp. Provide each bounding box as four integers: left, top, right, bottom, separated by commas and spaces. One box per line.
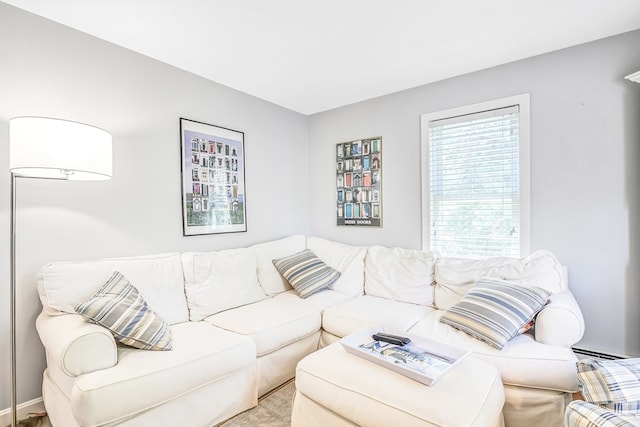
9, 117, 112, 180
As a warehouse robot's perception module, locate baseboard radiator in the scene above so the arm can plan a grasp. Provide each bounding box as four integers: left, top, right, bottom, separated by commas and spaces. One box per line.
572, 347, 628, 360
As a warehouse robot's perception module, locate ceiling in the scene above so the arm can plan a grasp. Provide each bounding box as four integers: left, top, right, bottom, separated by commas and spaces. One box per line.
4, 0, 640, 115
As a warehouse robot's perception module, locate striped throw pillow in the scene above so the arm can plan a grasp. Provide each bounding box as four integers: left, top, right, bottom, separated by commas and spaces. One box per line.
577, 358, 640, 415
439, 278, 550, 350
272, 249, 341, 298
75, 271, 173, 351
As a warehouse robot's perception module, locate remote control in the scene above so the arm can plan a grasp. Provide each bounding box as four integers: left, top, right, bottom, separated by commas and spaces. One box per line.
372, 332, 411, 346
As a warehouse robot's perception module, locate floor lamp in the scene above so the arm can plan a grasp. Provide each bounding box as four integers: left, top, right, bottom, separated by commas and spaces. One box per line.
8, 117, 112, 427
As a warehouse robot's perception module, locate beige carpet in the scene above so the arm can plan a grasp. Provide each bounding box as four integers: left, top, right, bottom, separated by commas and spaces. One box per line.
217, 380, 296, 427
5, 413, 50, 427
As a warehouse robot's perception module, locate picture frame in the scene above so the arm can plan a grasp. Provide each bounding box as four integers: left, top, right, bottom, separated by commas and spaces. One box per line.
336, 137, 382, 227
180, 118, 247, 236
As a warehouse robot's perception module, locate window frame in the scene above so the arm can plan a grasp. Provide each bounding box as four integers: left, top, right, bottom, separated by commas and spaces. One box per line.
420, 93, 531, 257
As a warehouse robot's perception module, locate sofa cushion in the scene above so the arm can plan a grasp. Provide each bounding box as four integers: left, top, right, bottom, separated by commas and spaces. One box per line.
248, 235, 306, 295
322, 295, 434, 339
75, 271, 172, 351
306, 236, 366, 296
273, 249, 341, 298
70, 322, 256, 427
364, 246, 436, 306
434, 250, 566, 310
576, 358, 640, 415
409, 311, 579, 392
182, 249, 267, 321
38, 253, 189, 324
204, 292, 321, 356
439, 278, 550, 350
277, 289, 354, 313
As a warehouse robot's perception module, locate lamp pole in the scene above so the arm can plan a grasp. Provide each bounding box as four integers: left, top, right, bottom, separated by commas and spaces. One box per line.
10, 173, 18, 427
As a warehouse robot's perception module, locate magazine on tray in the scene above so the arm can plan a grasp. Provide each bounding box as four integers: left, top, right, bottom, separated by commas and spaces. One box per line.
340, 328, 469, 386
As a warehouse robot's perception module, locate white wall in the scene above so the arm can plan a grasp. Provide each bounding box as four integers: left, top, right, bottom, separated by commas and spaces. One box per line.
308, 30, 640, 357
0, 3, 309, 410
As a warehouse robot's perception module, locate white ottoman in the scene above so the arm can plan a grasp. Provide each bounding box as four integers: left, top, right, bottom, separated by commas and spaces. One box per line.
292, 342, 505, 427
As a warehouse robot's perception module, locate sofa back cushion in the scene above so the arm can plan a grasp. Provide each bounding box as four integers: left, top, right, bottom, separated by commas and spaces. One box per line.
306, 236, 366, 297
364, 246, 436, 306
182, 248, 267, 321
38, 253, 189, 325
248, 234, 306, 295
434, 249, 567, 310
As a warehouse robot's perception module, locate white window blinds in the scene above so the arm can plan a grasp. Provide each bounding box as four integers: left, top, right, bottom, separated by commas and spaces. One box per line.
427, 105, 521, 257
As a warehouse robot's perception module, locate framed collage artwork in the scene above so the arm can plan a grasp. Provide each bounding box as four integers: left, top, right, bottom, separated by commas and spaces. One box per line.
336, 137, 382, 227
180, 118, 247, 236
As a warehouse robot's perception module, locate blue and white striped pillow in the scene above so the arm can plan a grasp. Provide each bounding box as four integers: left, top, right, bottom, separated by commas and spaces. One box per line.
75, 271, 173, 351
272, 249, 341, 298
439, 278, 550, 350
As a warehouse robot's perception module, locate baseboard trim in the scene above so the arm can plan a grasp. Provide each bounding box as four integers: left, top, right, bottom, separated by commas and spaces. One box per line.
0, 397, 46, 425
572, 347, 629, 360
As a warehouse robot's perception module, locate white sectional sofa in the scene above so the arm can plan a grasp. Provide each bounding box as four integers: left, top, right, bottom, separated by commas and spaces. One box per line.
35, 234, 585, 427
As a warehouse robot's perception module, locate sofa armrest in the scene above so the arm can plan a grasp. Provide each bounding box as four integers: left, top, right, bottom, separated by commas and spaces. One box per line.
534, 290, 585, 347
36, 311, 118, 376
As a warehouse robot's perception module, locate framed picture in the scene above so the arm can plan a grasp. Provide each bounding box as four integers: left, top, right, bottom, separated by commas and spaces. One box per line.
336, 137, 382, 227
180, 118, 247, 235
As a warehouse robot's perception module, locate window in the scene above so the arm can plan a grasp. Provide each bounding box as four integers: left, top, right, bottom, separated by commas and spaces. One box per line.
420, 94, 530, 257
